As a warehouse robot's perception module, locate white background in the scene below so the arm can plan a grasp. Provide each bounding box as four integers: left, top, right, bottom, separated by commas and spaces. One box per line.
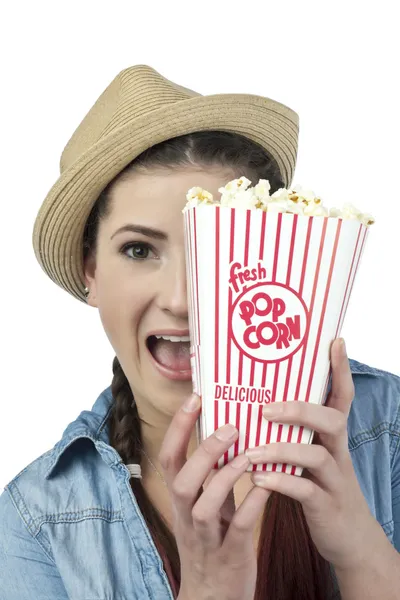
1, 1, 399, 488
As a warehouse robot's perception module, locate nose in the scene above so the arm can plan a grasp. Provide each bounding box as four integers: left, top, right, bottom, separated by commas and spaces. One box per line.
156, 254, 188, 321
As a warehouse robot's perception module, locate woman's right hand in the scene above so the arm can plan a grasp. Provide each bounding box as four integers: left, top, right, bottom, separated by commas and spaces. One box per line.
158, 393, 271, 600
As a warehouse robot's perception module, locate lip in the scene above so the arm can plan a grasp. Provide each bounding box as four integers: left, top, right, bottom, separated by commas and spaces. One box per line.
146, 330, 192, 382
147, 329, 190, 338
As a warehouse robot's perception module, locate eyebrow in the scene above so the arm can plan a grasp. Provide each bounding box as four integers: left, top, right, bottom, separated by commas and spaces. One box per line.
110, 224, 168, 241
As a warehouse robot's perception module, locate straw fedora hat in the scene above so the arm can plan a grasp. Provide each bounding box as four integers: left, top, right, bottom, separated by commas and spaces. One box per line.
32, 64, 299, 304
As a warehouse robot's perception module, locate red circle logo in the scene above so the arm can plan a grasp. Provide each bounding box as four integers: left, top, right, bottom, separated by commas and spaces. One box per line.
231, 282, 309, 363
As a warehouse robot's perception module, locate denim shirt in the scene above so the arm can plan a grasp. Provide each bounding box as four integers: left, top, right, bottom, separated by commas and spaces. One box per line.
0, 358, 399, 600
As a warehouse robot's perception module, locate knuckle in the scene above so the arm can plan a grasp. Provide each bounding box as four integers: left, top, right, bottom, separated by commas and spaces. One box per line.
158, 451, 173, 472
315, 446, 331, 468
171, 479, 193, 502
333, 414, 347, 436
192, 506, 211, 526
231, 515, 251, 533
301, 479, 315, 501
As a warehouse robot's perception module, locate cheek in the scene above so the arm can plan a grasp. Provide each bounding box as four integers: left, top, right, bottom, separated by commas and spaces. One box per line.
97, 282, 148, 349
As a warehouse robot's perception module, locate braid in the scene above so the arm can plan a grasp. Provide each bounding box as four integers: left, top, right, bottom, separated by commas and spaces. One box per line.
108, 356, 181, 591
109, 356, 141, 464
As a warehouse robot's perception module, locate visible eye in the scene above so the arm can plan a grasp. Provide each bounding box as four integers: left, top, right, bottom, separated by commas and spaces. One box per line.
120, 241, 157, 261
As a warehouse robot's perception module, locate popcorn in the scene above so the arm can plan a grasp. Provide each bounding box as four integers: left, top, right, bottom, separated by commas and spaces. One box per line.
183, 177, 375, 227
253, 179, 271, 205
271, 188, 290, 202
360, 213, 375, 226
186, 186, 214, 208
219, 176, 252, 194
303, 202, 329, 217
265, 199, 290, 213
225, 188, 259, 210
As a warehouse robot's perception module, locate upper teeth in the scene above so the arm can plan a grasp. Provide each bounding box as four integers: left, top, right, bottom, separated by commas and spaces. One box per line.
155, 335, 190, 342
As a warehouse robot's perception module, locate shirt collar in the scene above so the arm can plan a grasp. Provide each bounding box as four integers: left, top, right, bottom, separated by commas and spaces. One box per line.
44, 386, 115, 479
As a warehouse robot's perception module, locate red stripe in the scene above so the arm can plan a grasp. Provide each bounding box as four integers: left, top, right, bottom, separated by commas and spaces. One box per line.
259, 211, 267, 260
261, 363, 267, 387
259, 210, 268, 452
281, 216, 298, 473
334, 222, 362, 338
263, 213, 283, 471
197, 350, 201, 398
186, 212, 195, 345
299, 218, 313, 296
282, 357, 293, 436
244, 210, 251, 267
286, 215, 298, 286
245, 403, 252, 465
193, 209, 201, 344
258, 210, 267, 260
223, 400, 230, 465
234, 403, 241, 457
272, 213, 282, 282
253, 405, 264, 472
250, 360, 255, 386
213, 400, 219, 470
187, 211, 201, 392
306, 219, 343, 402
263, 420, 273, 471
294, 218, 325, 400
285, 217, 312, 450
289, 218, 324, 447
321, 367, 331, 405
238, 355, 243, 385
338, 226, 369, 334
226, 211, 235, 384
298, 220, 342, 444
269, 362, 281, 472
239, 211, 251, 386
214, 207, 220, 383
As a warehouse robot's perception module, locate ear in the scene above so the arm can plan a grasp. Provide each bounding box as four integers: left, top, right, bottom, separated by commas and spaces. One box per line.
83, 251, 98, 307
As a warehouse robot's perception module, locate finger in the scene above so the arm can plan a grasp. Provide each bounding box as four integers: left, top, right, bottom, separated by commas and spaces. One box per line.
245, 442, 342, 493
251, 470, 324, 513
325, 338, 355, 418
223, 485, 271, 553
203, 469, 236, 529
191, 454, 252, 550
262, 399, 348, 441
158, 393, 202, 487
171, 423, 239, 524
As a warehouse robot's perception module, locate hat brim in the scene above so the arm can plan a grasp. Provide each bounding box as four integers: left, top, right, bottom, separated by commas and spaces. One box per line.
32, 93, 299, 303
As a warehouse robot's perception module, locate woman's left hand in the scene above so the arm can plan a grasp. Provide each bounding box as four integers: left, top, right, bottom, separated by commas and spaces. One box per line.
245, 337, 382, 572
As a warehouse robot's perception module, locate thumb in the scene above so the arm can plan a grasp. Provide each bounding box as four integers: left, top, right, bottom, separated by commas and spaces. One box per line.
325, 337, 355, 418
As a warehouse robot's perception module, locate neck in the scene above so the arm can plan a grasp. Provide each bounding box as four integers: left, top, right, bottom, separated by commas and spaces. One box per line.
136, 400, 200, 478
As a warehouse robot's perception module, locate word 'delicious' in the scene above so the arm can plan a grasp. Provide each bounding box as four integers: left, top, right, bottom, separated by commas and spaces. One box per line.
215, 384, 272, 404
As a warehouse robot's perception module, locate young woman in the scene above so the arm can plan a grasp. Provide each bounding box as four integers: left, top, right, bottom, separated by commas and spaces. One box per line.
0, 65, 399, 600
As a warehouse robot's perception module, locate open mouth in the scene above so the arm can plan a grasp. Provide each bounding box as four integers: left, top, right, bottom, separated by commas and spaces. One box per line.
146, 334, 191, 374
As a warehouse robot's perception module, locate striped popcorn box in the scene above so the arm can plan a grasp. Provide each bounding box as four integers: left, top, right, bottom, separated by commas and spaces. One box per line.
183, 205, 370, 475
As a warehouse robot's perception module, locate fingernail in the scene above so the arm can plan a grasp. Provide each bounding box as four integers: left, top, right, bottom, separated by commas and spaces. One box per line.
215, 423, 237, 441
262, 403, 282, 418
182, 394, 201, 413
252, 473, 272, 486
231, 454, 250, 469
245, 447, 264, 461
341, 338, 347, 353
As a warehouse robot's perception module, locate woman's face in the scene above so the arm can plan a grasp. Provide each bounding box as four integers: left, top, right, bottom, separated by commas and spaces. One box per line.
84, 165, 235, 418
